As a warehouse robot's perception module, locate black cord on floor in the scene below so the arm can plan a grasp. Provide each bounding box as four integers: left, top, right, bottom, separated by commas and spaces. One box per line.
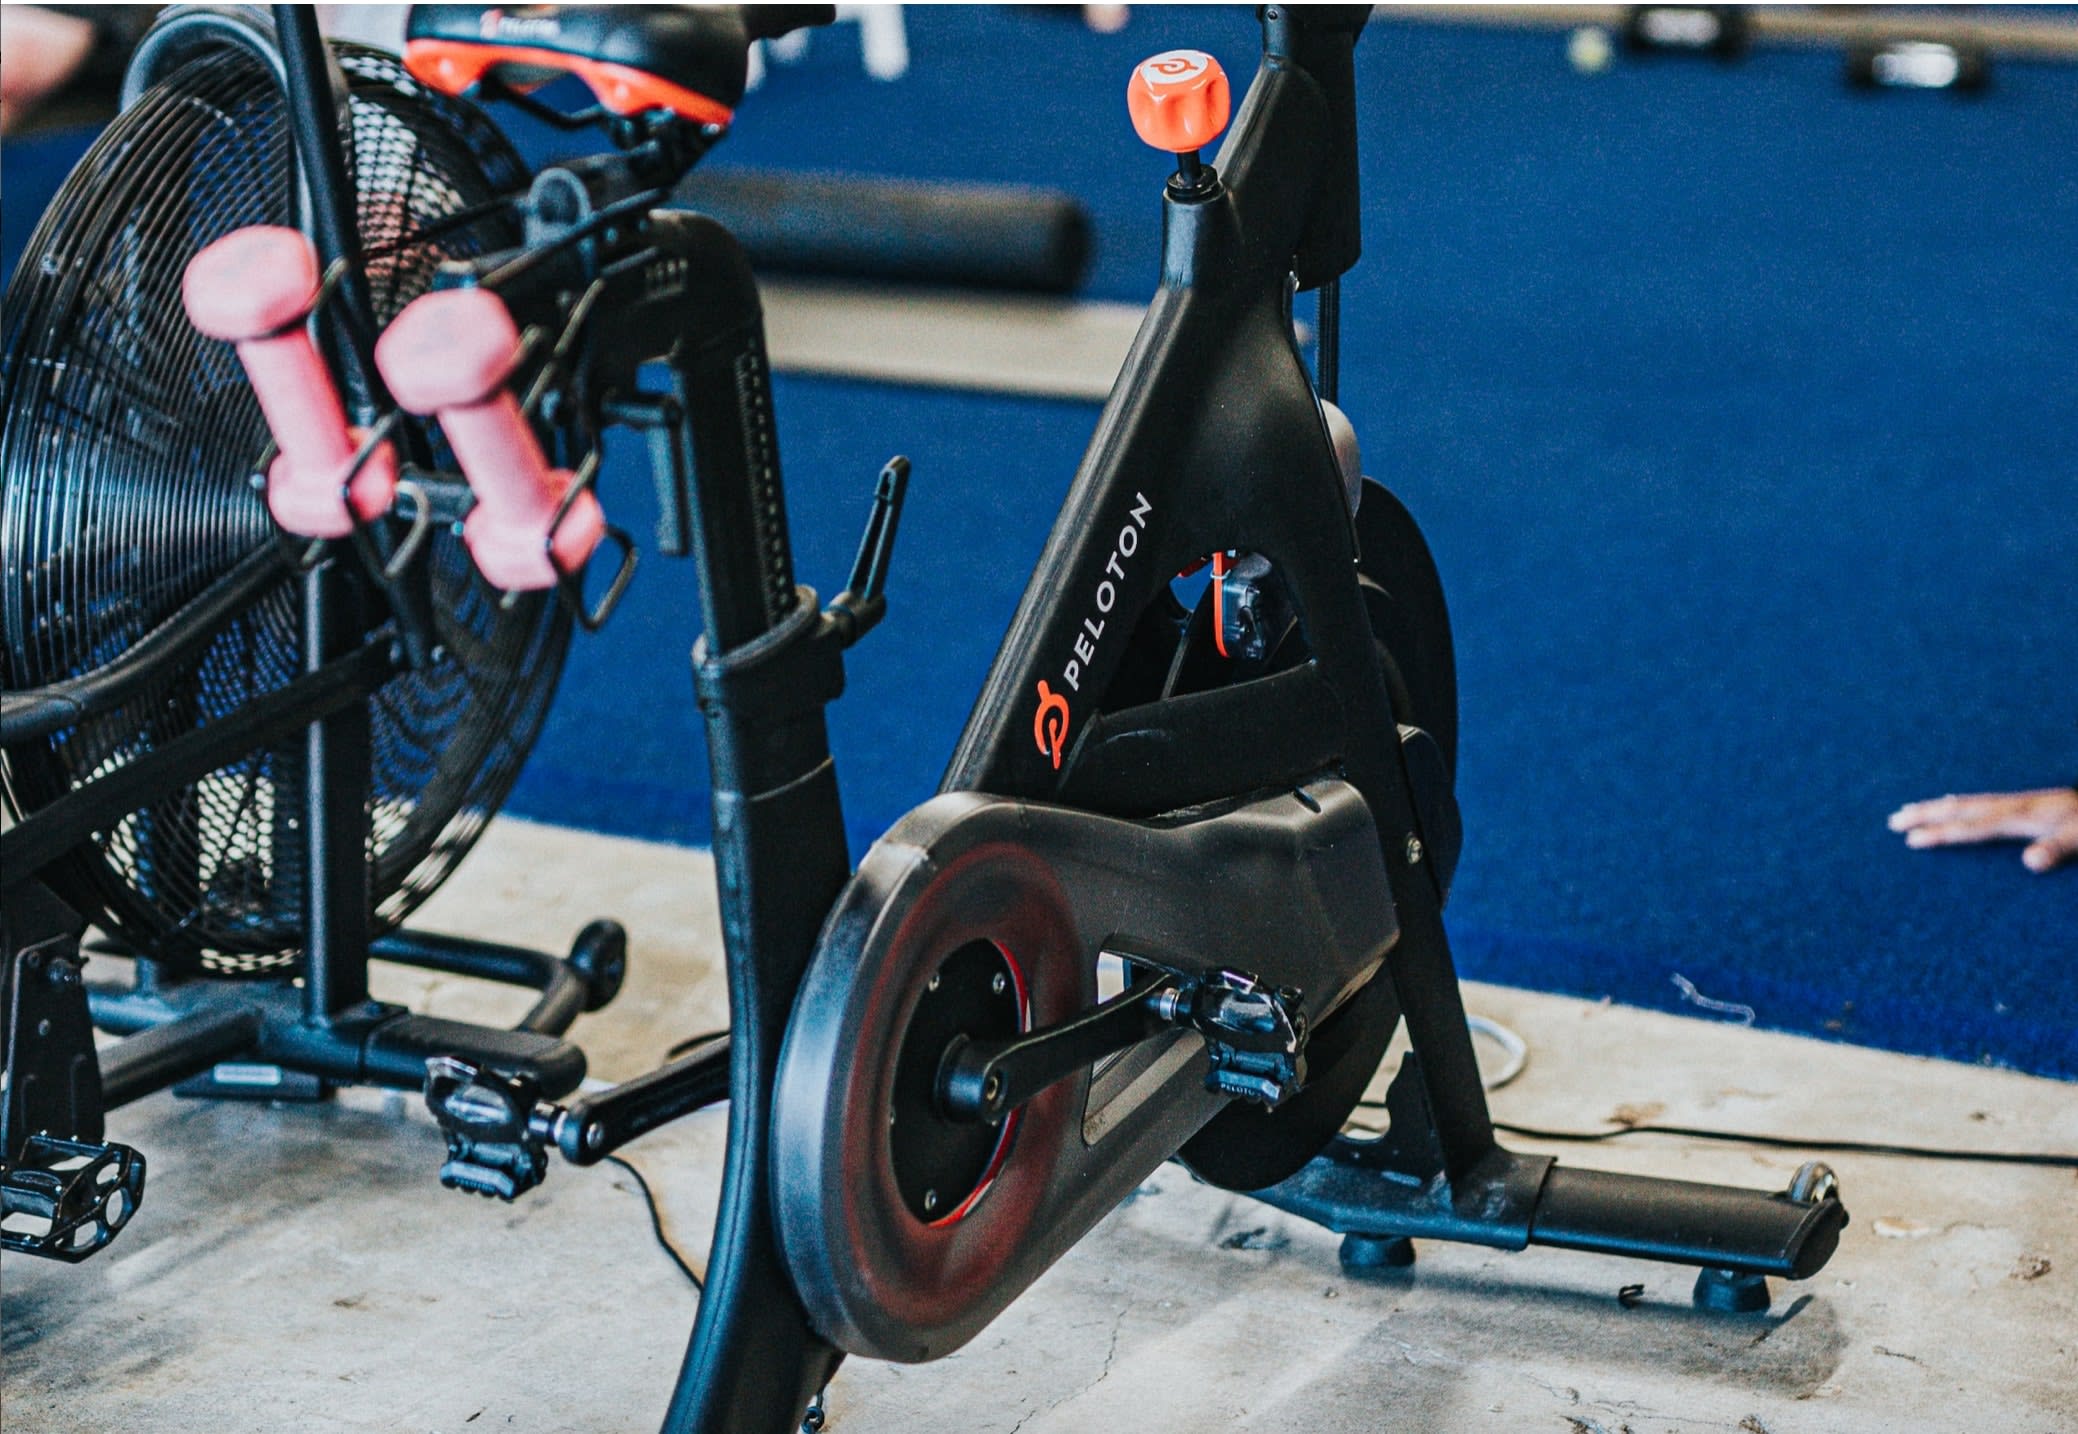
1481, 1117, 2078, 1169
603, 1154, 704, 1290
664, 1028, 729, 1060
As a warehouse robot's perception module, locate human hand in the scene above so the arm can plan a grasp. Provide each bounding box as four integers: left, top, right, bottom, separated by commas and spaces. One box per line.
1888, 787, 2078, 873
0, 7, 95, 135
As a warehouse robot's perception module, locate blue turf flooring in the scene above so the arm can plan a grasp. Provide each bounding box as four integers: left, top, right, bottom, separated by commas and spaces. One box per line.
4, 8, 2073, 1077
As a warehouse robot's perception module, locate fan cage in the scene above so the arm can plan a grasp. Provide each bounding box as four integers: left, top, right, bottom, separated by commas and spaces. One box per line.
0, 43, 569, 977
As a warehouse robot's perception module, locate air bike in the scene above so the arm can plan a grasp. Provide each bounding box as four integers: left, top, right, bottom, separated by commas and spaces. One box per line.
0, 4, 641, 1264
1, 6, 1848, 1429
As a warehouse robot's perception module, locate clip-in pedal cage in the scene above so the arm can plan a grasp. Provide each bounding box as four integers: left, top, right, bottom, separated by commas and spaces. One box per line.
1160, 966, 1309, 1107
0, 1135, 147, 1263
424, 1056, 553, 1201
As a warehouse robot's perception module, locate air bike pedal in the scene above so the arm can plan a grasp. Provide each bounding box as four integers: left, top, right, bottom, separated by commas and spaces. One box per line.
2, 924, 146, 1262
1, 1137, 147, 1265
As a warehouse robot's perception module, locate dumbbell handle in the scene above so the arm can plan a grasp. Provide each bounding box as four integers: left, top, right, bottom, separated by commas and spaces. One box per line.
239, 331, 357, 474
183, 226, 394, 538
376, 288, 604, 592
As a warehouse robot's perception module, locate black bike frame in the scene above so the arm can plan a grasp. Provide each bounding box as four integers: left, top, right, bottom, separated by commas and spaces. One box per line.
940, 7, 1493, 1186
653, 11, 1838, 1429
656, 8, 1455, 1429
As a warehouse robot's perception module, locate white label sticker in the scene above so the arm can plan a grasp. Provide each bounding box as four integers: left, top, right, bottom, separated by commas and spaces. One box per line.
212, 1063, 285, 1087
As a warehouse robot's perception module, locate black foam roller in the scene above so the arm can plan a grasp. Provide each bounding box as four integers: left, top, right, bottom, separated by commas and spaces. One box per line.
673, 166, 1093, 294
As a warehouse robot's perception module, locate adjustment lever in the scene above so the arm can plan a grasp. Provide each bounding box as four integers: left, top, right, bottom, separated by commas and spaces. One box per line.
828, 456, 911, 645
940, 964, 1309, 1124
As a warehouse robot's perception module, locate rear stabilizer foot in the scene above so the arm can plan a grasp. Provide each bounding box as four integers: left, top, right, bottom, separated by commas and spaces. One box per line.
1693, 1266, 1772, 1313
1339, 1231, 1415, 1275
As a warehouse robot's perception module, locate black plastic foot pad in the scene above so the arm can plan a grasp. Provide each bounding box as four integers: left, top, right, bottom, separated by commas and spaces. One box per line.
1339, 1231, 1416, 1274
1693, 1266, 1772, 1313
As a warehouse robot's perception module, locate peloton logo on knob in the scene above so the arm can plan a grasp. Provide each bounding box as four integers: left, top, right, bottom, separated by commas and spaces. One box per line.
1140, 51, 1212, 86
1033, 490, 1153, 771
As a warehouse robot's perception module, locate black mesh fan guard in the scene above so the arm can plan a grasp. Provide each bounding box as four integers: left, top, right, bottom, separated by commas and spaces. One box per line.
0, 43, 570, 977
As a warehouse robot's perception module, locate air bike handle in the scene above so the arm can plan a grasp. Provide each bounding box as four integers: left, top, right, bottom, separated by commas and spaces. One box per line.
183, 226, 397, 538
375, 288, 605, 592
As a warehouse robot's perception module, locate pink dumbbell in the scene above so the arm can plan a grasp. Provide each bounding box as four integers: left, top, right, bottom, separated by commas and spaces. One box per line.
183, 226, 396, 538
374, 288, 605, 593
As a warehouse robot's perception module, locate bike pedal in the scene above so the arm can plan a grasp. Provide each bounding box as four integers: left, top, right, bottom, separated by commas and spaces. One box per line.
0, 1134, 146, 1263
438, 1156, 537, 1202
1204, 1054, 1301, 1108
1161, 969, 1309, 1109
424, 1056, 552, 1202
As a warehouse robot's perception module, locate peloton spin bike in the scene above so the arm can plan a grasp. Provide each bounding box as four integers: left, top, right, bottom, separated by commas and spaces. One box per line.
177, 6, 1848, 1430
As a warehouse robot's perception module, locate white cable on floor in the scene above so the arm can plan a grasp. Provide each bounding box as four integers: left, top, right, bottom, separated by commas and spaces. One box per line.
1467, 1014, 1529, 1090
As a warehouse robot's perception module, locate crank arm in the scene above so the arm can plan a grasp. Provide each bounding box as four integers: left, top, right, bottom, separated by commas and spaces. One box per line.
939, 962, 1312, 1122
425, 1036, 732, 1199
938, 973, 1175, 1122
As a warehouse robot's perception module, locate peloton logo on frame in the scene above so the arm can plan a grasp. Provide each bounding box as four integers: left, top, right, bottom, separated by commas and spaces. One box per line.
1033, 491, 1154, 770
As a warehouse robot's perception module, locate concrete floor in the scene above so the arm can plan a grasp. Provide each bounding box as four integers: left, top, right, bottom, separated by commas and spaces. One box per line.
5, 817, 2073, 1434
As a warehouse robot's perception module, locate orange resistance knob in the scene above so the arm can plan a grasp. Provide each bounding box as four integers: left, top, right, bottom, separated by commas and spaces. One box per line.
1127, 50, 1231, 155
